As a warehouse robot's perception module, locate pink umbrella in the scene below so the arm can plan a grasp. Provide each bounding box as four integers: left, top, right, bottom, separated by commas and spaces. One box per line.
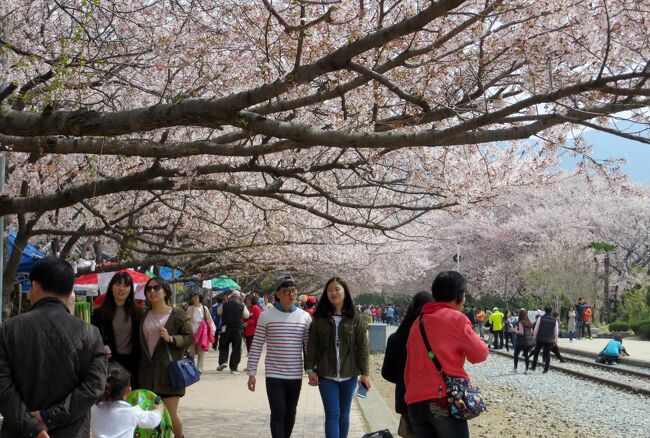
74, 269, 152, 300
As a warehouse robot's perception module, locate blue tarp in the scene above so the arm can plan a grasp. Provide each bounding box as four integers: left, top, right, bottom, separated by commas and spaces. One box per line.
160, 266, 183, 281
7, 230, 46, 274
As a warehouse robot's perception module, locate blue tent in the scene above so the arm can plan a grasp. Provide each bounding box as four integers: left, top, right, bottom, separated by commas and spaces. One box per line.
7, 230, 46, 274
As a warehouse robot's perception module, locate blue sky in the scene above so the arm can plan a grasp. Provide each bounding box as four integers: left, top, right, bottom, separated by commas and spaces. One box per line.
562, 129, 650, 185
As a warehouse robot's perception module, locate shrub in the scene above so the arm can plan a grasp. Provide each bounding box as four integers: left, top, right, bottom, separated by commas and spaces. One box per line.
608, 321, 629, 332
639, 323, 650, 340
629, 319, 650, 334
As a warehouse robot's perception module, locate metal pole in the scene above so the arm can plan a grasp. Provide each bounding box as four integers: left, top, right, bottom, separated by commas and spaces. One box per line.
171, 235, 177, 306
1, 52, 8, 322
0, 152, 5, 323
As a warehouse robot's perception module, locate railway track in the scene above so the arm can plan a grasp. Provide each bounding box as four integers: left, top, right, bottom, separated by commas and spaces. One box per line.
491, 349, 650, 397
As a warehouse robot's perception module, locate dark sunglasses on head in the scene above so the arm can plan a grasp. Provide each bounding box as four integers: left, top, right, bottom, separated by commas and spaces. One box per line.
145, 284, 162, 292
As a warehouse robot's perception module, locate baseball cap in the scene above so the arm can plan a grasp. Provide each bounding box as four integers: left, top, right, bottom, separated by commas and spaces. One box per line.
274, 274, 296, 291
493, 307, 498, 311
306, 295, 317, 304
230, 290, 241, 298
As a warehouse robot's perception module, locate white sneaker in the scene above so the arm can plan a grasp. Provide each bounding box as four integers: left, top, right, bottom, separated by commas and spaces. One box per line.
230, 370, 239, 375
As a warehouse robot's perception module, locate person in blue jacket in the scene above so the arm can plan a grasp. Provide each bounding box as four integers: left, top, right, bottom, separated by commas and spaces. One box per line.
597, 335, 630, 364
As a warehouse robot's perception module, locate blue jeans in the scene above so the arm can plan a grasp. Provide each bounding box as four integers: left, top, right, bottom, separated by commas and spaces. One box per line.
318, 377, 358, 438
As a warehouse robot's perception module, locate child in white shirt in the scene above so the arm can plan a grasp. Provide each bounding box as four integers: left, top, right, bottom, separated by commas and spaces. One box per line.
91, 363, 163, 438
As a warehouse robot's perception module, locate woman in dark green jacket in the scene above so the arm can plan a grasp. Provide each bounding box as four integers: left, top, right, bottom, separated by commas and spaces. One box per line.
306, 277, 370, 438
139, 277, 193, 438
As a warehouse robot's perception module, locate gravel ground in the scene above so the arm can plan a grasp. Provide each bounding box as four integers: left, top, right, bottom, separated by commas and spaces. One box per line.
370, 353, 650, 437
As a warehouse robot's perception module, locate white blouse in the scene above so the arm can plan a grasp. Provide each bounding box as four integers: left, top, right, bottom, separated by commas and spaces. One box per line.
91, 400, 162, 438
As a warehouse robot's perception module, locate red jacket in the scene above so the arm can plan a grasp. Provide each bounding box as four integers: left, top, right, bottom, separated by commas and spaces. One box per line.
404, 302, 488, 405
244, 304, 262, 337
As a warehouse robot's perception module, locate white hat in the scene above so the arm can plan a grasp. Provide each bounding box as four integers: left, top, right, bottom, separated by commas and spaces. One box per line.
493, 307, 498, 311
230, 291, 241, 298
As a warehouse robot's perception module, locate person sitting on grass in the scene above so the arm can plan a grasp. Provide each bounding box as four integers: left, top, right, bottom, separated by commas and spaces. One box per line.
597, 335, 630, 365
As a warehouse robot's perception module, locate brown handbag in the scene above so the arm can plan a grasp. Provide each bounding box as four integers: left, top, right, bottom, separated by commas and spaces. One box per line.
397, 415, 414, 438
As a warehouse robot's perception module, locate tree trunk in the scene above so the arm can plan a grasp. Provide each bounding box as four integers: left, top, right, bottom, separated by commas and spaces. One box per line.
603, 253, 610, 323
2, 227, 29, 319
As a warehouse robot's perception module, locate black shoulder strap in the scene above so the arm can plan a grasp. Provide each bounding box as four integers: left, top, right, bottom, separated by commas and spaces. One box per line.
418, 315, 443, 372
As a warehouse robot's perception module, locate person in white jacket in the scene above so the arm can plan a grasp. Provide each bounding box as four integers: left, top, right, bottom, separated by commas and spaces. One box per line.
91, 363, 163, 438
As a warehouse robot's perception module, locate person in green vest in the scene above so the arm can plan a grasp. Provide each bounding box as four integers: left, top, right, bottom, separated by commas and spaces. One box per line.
488, 307, 505, 349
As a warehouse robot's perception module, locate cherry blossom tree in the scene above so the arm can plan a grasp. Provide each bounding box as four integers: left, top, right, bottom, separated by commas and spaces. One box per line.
1, 0, 649, 316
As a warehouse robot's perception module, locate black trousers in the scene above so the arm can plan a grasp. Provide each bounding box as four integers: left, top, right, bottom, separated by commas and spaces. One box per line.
266, 378, 302, 438
407, 401, 469, 438
513, 345, 531, 370
492, 330, 504, 349
531, 342, 553, 372
218, 328, 242, 371
551, 345, 564, 361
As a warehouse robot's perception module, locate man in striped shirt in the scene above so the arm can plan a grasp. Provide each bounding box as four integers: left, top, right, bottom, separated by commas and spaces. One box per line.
246, 274, 312, 438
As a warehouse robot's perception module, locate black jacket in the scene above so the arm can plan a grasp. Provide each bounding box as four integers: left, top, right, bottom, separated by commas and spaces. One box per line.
0, 297, 108, 438
381, 328, 409, 417
91, 306, 141, 385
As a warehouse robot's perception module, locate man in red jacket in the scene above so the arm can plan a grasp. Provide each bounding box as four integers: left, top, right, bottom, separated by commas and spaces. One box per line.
404, 271, 489, 437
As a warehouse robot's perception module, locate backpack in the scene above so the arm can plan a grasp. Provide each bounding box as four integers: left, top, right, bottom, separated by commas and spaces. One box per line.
583, 307, 592, 322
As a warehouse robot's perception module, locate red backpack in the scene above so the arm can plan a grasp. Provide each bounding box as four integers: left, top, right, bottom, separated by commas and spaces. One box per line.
583, 307, 592, 322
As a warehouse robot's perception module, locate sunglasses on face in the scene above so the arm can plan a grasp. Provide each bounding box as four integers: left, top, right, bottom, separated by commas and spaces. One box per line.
145, 284, 162, 292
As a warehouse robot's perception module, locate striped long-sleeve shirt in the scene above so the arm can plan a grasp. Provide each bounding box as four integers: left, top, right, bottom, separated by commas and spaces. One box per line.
246, 306, 312, 379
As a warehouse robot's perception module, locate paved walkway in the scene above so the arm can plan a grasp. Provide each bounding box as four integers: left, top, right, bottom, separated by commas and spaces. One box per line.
178, 349, 367, 437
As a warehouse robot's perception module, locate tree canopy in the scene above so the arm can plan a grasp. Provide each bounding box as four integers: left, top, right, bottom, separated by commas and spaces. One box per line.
0, 0, 649, 316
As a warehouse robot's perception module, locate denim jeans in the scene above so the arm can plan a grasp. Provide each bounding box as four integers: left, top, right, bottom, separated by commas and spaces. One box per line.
407, 401, 469, 438
318, 377, 358, 438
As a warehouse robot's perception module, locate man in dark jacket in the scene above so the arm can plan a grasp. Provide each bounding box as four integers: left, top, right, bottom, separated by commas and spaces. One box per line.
0, 257, 107, 438
530, 306, 559, 374
217, 290, 249, 373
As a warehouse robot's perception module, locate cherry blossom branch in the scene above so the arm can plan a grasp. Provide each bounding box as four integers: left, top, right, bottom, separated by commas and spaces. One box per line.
260, 0, 335, 33
348, 61, 431, 112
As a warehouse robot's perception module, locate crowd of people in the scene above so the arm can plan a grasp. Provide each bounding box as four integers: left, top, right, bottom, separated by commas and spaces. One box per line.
0, 257, 374, 438
357, 304, 404, 325
0, 256, 635, 438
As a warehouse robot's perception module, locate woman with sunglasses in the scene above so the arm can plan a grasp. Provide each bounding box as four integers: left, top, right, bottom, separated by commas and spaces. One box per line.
138, 277, 193, 438
91, 271, 142, 387
305, 277, 370, 438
